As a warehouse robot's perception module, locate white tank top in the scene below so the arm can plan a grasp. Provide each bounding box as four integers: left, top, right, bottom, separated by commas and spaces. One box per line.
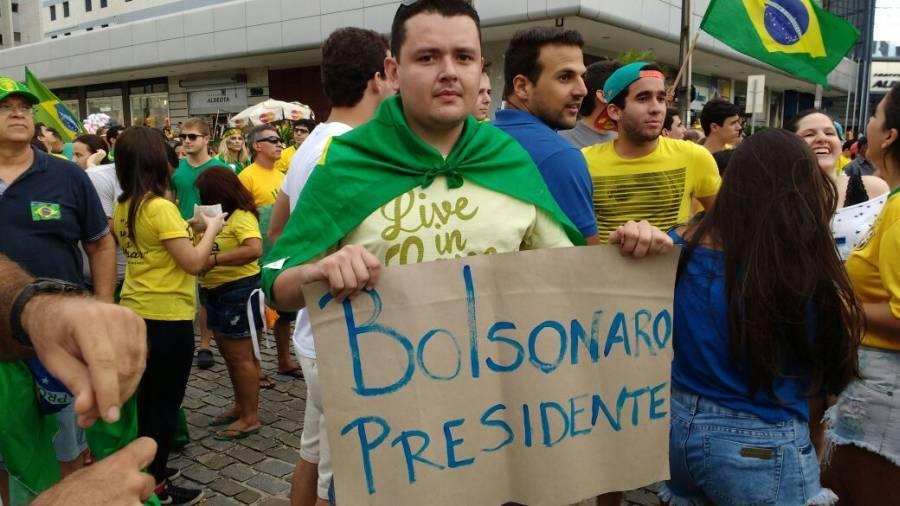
831, 193, 888, 261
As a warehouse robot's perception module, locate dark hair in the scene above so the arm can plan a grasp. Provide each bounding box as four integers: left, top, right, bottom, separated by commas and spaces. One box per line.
34, 122, 62, 141
842, 139, 854, 151
248, 124, 278, 159
502, 27, 584, 98
74, 134, 110, 164
482, 60, 492, 74
683, 129, 862, 399
857, 135, 868, 147
712, 148, 732, 176
700, 98, 742, 135
608, 63, 665, 111
321, 27, 389, 108
664, 107, 681, 131
785, 109, 832, 134
877, 84, 900, 176
391, 0, 480, 61
106, 125, 122, 141
195, 167, 259, 220
115, 127, 172, 244
579, 59, 621, 117
293, 118, 316, 132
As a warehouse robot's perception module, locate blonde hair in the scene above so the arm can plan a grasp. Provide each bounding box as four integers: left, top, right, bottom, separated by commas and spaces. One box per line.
181, 117, 211, 136
218, 135, 249, 166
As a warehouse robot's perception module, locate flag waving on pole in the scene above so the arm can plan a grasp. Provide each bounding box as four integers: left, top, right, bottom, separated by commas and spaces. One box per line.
701, 0, 860, 86
24, 67, 84, 142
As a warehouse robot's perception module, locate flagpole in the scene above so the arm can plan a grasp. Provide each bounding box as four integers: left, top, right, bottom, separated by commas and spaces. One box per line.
676, 0, 695, 124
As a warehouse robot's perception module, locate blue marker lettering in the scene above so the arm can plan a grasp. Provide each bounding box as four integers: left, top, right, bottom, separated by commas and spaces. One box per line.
570, 311, 601, 364
463, 265, 480, 379
340, 416, 391, 495
480, 403, 513, 452
649, 382, 668, 420
417, 328, 461, 381
443, 418, 475, 468
540, 401, 570, 448
590, 391, 622, 432
485, 322, 524, 373
603, 312, 632, 357
528, 321, 567, 373
391, 430, 445, 483
569, 394, 592, 438
653, 310, 672, 349
627, 386, 650, 426
633, 310, 656, 357
523, 403, 533, 448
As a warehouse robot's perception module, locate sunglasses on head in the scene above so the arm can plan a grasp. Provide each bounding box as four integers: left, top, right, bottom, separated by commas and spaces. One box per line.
256, 136, 283, 145
178, 133, 206, 141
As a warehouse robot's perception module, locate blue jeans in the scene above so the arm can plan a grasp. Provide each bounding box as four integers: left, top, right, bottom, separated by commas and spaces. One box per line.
660, 386, 837, 505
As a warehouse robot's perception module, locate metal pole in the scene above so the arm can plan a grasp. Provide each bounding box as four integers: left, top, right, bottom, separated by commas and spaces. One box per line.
750, 79, 757, 135
678, 0, 692, 125
845, 57, 858, 133
857, 0, 876, 133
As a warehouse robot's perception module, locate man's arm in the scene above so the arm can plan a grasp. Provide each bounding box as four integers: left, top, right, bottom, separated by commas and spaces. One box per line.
0, 254, 147, 425
84, 233, 117, 303
271, 245, 381, 311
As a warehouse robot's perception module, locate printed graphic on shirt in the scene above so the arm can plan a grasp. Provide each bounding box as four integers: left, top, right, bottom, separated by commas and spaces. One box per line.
592, 167, 686, 239
31, 201, 61, 221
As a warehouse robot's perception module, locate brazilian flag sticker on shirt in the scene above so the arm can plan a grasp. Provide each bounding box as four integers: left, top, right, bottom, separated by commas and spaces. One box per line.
31, 202, 61, 221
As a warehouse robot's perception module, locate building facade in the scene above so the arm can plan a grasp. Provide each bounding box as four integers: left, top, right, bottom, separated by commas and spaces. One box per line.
0, 0, 42, 49
0, 0, 861, 133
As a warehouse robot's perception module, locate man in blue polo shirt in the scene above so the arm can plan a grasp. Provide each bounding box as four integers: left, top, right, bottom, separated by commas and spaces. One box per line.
493, 26, 598, 244
0, 76, 116, 495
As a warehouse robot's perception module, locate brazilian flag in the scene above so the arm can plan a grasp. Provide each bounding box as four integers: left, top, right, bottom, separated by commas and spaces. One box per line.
24, 67, 84, 142
701, 0, 859, 86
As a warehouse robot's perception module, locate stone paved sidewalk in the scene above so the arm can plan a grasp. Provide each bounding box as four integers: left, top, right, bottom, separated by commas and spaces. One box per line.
174, 335, 660, 506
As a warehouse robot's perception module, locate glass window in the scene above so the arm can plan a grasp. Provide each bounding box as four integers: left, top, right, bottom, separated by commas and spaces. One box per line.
11, 3, 18, 13
87, 96, 124, 126
85, 0, 92, 12
130, 93, 169, 128
13, 32, 21, 43
63, 2, 69, 18
50, 5, 56, 21
100, 0, 107, 6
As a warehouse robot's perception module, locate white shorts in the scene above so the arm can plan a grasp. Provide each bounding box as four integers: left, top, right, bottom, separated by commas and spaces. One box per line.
299, 356, 332, 500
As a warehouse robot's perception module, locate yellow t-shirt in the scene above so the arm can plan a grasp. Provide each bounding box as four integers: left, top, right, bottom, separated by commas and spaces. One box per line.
238, 162, 284, 207
113, 197, 196, 320
337, 177, 572, 266
583, 136, 721, 241
836, 154, 851, 176
199, 209, 262, 288
846, 190, 900, 351
274, 145, 296, 174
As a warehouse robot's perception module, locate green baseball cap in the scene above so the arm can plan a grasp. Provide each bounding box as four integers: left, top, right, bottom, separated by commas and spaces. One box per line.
603, 62, 665, 104
0, 77, 39, 105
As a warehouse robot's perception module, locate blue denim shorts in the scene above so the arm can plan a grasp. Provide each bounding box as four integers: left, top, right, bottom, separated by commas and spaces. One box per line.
199, 274, 262, 339
826, 346, 900, 466
659, 386, 837, 506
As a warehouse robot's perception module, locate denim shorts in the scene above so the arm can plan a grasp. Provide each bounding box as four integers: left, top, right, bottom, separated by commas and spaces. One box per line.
199, 274, 263, 339
659, 386, 837, 506
825, 346, 900, 466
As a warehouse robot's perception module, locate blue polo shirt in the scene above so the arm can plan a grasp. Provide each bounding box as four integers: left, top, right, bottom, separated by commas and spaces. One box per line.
494, 109, 597, 238
0, 148, 109, 285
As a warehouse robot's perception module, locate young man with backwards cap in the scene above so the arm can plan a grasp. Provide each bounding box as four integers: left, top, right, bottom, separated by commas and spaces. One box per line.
582, 62, 720, 241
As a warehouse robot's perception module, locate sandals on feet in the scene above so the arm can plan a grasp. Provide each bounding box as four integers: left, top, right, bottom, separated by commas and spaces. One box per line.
212, 426, 261, 441
276, 367, 304, 379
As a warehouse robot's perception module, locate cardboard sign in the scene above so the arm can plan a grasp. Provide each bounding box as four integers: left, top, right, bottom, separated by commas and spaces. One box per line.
304, 246, 678, 506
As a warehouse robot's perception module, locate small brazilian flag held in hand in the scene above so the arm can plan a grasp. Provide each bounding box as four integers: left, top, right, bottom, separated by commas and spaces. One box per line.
701, 0, 860, 86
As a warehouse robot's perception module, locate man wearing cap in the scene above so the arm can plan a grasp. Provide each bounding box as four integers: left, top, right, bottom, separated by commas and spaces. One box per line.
560, 58, 621, 149
0, 77, 116, 495
493, 27, 600, 244
582, 62, 720, 241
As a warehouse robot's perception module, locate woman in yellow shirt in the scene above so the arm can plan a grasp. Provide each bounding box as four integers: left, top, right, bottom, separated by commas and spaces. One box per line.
822, 85, 900, 502
194, 167, 264, 441
113, 127, 226, 504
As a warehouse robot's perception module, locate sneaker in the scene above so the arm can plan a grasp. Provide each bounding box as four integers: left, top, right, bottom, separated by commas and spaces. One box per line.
157, 483, 204, 505
196, 348, 214, 369
163, 467, 181, 481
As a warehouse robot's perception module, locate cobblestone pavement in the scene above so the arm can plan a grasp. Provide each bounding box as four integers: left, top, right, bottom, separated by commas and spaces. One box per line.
174, 335, 660, 506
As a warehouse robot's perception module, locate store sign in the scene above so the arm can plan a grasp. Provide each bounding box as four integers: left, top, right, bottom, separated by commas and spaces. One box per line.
871, 62, 900, 93
188, 88, 247, 114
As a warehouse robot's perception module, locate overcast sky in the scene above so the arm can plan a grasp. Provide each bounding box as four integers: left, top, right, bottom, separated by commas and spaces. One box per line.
875, 0, 900, 44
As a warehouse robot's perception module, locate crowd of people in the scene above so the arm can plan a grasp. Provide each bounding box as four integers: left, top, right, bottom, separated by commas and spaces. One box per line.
1, 0, 899, 505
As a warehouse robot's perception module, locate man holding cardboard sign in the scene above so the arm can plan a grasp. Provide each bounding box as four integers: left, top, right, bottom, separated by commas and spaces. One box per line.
262, 1, 673, 503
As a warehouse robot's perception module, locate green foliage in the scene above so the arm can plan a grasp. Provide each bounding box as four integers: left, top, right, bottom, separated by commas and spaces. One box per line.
617, 49, 657, 64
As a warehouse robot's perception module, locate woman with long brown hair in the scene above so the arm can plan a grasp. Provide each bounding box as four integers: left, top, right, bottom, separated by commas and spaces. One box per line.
822, 83, 900, 504
193, 167, 264, 440
658, 129, 863, 506
113, 127, 225, 505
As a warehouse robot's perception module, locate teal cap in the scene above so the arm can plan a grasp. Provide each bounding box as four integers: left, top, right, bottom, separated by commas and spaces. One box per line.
603, 62, 665, 104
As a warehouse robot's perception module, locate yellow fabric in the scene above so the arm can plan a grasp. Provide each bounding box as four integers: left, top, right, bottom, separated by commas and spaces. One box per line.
274, 146, 296, 174
113, 197, 195, 320
238, 162, 285, 207
583, 136, 721, 241
836, 154, 851, 175
51, 152, 68, 160
199, 209, 262, 288
338, 177, 572, 267
846, 191, 900, 351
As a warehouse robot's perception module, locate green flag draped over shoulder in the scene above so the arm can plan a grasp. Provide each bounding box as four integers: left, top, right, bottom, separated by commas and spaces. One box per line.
261, 95, 584, 301
701, 0, 859, 86
25, 67, 84, 142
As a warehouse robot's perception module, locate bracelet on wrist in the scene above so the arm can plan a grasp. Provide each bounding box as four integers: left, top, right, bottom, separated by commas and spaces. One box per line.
10, 278, 86, 350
